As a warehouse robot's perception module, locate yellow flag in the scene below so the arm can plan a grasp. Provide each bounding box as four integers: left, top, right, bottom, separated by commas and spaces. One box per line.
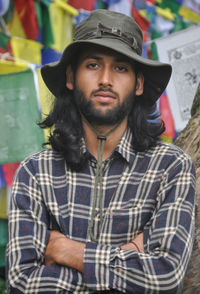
11, 37, 42, 65
0, 60, 28, 74
180, 7, 200, 23
6, 8, 26, 39
156, 7, 175, 21
36, 68, 54, 142
49, 0, 78, 52
0, 188, 7, 219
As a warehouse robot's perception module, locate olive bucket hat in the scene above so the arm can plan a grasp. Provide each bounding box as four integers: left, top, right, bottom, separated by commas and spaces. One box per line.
41, 9, 172, 104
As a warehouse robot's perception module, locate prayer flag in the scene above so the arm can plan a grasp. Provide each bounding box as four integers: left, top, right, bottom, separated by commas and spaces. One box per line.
0, 69, 44, 164
0, 59, 28, 74
13, 0, 39, 40
0, 166, 6, 189
6, 6, 26, 39
160, 93, 175, 143
158, 0, 181, 14
36, 67, 54, 142
0, 187, 7, 219
11, 37, 42, 65
34, 0, 54, 49
0, 32, 10, 50
2, 162, 20, 187
68, 0, 95, 10
0, 0, 10, 16
132, 7, 150, 42
49, 1, 76, 52
179, 7, 200, 23
108, 0, 132, 17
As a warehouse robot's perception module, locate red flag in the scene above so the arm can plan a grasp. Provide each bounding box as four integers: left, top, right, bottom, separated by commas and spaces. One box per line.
68, 0, 95, 10
2, 162, 20, 187
160, 93, 175, 141
13, 0, 39, 40
132, 7, 150, 42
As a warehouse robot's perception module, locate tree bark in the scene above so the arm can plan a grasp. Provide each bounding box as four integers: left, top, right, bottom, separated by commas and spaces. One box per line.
175, 83, 200, 293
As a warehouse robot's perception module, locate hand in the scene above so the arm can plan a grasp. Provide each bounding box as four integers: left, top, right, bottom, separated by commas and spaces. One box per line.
44, 230, 85, 272
121, 232, 144, 252
45, 230, 68, 266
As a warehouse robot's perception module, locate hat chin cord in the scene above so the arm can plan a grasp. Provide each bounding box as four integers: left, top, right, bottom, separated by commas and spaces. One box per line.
82, 115, 125, 242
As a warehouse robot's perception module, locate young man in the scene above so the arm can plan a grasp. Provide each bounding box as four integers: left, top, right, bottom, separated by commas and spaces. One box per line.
7, 9, 196, 293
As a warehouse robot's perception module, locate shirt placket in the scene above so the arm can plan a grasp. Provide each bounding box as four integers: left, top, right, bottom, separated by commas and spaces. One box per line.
88, 159, 110, 242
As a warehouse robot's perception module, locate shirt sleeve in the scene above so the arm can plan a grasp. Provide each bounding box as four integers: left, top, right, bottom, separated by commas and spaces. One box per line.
83, 153, 196, 293
6, 160, 85, 293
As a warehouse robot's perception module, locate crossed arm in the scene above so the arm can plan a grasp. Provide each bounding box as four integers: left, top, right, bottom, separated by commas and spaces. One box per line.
44, 230, 144, 272
7, 151, 196, 293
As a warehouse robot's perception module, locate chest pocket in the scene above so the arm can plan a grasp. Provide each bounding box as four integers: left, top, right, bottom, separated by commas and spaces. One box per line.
100, 194, 156, 245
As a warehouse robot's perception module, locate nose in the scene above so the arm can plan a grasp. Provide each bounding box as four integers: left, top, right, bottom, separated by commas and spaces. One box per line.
99, 66, 112, 87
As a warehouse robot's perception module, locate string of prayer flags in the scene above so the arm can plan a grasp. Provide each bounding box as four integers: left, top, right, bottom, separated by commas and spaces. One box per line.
0, 68, 44, 164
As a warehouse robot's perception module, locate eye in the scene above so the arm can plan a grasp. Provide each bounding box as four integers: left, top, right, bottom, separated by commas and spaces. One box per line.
115, 65, 128, 72
87, 63, 99, 69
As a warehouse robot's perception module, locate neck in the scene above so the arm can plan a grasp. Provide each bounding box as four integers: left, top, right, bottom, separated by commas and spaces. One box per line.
82, 118, 128, 161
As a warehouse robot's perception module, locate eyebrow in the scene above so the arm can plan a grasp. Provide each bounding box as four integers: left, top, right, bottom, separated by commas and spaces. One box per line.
82, 55, 103, 61
82, 54, 131, 64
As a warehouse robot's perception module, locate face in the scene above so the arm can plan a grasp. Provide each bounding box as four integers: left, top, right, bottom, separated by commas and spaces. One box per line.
66, 46, 144, 125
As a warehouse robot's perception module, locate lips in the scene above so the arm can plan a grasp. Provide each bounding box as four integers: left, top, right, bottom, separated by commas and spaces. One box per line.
94, 91, 116, 101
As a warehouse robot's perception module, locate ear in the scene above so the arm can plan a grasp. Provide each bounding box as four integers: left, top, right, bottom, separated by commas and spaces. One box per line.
135, 72, 144, 96
66, 65, 74, 90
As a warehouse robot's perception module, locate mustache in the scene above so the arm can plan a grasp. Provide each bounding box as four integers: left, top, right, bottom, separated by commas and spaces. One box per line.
91, 88, 119, 99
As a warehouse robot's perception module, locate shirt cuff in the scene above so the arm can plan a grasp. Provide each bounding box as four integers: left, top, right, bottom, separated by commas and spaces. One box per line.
83, 241, 120, 291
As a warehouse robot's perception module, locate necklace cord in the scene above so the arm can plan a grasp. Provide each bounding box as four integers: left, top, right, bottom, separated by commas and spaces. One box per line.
82, 116, 124, 241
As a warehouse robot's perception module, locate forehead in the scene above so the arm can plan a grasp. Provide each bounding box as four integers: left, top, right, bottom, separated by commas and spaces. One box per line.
77, 44, 134, 64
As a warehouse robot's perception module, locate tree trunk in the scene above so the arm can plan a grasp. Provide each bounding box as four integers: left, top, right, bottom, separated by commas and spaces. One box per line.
175, 83, 200, 293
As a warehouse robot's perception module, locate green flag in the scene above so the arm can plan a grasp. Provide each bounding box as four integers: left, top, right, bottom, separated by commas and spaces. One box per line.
0, 69, 44, 164
0, 32, 10, 50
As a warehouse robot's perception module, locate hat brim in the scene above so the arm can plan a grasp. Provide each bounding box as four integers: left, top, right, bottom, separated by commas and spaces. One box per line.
41, 37, 172, 104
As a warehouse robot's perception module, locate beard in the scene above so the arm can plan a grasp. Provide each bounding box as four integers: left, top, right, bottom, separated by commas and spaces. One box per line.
74, 86, 136, 126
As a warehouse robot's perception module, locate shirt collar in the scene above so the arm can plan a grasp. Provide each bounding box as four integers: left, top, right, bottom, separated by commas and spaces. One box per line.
114, 127, 135, 164
80, 127, 135, 164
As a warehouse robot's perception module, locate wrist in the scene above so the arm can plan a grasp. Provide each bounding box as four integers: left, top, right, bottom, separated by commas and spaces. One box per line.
130, 241, 140, 252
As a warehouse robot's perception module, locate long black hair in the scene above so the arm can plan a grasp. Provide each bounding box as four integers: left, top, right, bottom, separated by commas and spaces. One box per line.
39, 82, 165, 170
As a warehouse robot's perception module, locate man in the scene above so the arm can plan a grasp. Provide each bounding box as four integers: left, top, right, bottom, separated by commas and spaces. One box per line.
7, 9, 196, 293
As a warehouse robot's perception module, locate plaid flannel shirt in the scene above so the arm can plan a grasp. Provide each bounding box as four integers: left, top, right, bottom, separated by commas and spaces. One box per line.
7, 128, 196, 293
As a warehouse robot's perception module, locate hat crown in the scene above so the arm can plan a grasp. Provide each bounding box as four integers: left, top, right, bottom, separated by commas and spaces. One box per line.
74, 9, 143, 56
